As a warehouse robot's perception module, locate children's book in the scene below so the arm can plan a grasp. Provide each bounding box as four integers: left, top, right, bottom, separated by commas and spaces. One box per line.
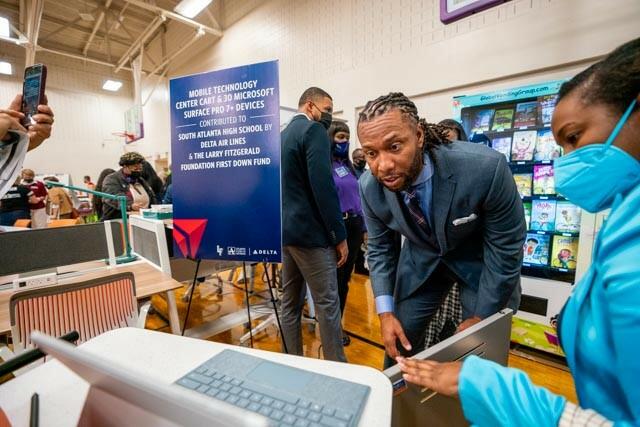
531, 199, 557, 231
511, 131, 537, 161
538, 94, 558, 126
491, 137, 512, 161
523, 201, 532, 230
470, 109, 494, 133
513, 173, 532, 198
534, 129, 562, 161
551, 235, 579, 270
523, 232, 550, 266
533, 164, 555, 195
491, 108, 514, 131
555, 201, 582, 233
514, 101, 538, 128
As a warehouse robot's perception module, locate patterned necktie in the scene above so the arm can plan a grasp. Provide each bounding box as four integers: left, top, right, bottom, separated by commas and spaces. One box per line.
405, 186, 431, 234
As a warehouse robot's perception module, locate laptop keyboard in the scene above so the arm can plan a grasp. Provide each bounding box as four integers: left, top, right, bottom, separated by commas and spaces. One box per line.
175, 349, 370, 427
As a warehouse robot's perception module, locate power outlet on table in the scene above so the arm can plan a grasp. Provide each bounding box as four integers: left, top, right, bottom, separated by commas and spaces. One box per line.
12, 273, 58, 290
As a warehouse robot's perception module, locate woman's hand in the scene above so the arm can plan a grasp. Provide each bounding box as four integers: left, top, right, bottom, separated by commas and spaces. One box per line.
397, 357, 462, 398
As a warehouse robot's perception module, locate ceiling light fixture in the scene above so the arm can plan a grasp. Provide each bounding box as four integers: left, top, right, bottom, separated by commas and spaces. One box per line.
0, 61, 12, 75
174, 0, 213, 19
102, 79, 123, 91
0, 16, 10, 38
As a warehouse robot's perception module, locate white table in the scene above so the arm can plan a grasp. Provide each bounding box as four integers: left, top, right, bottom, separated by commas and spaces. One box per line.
0, 328, 393, 426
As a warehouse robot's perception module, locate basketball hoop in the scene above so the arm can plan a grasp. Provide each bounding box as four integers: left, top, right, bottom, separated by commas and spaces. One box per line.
112, 131, 137, 143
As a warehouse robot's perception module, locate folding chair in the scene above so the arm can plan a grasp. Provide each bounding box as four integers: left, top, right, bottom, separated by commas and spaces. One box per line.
7, 272, 148, 357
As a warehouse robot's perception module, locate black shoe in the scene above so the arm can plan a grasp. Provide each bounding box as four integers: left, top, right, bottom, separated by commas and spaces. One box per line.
354, 267, 369, 276
342, 334, 351, 346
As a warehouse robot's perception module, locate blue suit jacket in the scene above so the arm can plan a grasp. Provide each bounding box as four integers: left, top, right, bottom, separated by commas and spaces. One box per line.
359, 141, 525, 318
281, 115, 346, 248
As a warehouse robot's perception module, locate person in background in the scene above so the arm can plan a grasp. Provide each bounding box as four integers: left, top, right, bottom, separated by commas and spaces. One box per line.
358, 93, 524, 368
21, 169, 48, 228
328, 121, 366, 346
352, 148, 367, 179
101, 153, 156, 221
0, 177, 36, 226
83, 175, 95, 192
141, 160, 164, 203
83, 175, 95, 198
438, 119, 468, 142
162, 173, 172, 204
398, 37, 640, 426
93, 168, 115, 221
45, 176, 74, 219
280, 87, 348, 362
351, 147, 369, 276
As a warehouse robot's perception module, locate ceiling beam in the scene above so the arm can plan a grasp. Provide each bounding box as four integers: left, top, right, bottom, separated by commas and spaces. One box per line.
115, 14, 164, 73
125, 0, 223, 38
24, 0, 45, 66
83, 0, 113, 56
39, 16, 82, 43
0, 2, 134, 46
36, 44, 134, 72
146, 30, 204, 78
42, 13, 132, 45
204, 8, 221, 31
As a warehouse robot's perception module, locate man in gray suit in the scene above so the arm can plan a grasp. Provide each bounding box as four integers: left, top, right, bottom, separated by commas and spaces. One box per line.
357, 93, 525, 367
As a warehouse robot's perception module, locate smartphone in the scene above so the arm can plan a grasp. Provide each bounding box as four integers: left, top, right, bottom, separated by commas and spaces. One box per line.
21, 63, 47, 127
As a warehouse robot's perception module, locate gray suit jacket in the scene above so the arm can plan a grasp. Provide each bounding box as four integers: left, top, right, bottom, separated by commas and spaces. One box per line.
359, 141, 525, 319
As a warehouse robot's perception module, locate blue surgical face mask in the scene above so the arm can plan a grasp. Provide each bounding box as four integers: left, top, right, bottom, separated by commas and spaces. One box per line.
555, 99, 640, 213
333, 141, 349, 158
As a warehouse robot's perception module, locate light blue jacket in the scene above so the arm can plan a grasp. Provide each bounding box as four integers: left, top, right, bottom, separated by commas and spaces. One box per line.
458, 182, 640, 426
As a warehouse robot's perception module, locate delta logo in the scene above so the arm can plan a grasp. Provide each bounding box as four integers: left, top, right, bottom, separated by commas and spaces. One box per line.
173, 219, 208, 259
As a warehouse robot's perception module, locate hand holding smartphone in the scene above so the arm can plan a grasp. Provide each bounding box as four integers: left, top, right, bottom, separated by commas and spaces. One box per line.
21, 64, 47, 127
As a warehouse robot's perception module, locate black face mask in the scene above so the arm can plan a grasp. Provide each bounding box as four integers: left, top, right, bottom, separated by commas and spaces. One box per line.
311, 102, 332, 130
22, 179, 34, 184
319, 111, 332, 130
129, 171, 141, 180
354, 160, 366, 170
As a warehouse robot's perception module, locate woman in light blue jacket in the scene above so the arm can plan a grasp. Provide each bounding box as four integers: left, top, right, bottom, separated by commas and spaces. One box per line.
398, 37, 640, 426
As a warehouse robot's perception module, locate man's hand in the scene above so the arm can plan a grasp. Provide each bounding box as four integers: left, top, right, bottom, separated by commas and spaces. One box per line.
379, 312, 412, 360
336, 239, 348, 267
9, 94, 54, 151
456, 316, 482, 333
397, 358, 461, 398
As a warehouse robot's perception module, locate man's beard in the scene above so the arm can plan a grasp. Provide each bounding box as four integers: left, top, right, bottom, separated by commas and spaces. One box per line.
380, 150, 424, 193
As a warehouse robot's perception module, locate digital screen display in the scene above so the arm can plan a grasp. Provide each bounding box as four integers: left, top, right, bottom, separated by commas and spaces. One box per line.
22, 66, 43, 119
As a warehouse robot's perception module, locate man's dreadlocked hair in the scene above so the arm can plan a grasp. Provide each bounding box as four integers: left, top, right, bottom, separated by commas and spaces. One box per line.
358, 92, 451, 153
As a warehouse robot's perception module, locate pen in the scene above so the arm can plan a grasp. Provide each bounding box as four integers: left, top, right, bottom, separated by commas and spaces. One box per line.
30, 393, 38, 427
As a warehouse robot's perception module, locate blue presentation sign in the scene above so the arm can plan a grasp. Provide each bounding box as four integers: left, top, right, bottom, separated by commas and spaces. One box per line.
170, 60, 281, 262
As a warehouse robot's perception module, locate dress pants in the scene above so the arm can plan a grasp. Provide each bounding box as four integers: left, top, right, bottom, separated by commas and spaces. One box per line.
336, 215, 364, 315
281, 245, 347, 362
384, 263, 458, 368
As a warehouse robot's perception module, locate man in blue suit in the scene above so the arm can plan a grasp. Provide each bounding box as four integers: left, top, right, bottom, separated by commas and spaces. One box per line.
280, 87, 348, 362
357, 93, 525, 367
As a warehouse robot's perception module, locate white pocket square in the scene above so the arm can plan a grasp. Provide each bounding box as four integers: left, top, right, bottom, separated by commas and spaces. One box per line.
452, 213, 478, 226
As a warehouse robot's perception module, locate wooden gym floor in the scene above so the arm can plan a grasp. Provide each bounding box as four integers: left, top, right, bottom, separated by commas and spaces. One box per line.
146, 264, 577, 403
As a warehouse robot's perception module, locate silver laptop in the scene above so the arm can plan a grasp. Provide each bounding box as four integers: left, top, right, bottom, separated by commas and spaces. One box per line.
383, 309, 513, 427
31, 331, 268, 427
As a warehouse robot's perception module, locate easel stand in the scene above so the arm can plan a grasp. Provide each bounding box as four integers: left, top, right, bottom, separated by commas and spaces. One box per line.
181, 258, 201, 336
239, 262, 288, 353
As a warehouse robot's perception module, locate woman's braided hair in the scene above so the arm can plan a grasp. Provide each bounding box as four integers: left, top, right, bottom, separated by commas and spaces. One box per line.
357, 92, 451, 153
